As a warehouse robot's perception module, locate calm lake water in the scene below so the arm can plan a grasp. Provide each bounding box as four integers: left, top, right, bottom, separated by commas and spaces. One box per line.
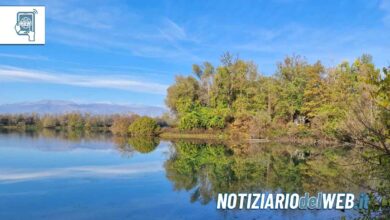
0, 130, 387, 219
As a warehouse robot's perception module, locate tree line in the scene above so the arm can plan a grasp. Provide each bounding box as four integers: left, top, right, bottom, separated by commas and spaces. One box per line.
0, 113, 161, 136
166, 53, 389, 151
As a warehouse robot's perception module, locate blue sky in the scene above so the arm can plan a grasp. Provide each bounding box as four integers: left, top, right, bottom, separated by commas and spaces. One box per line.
1, 0, 390, 107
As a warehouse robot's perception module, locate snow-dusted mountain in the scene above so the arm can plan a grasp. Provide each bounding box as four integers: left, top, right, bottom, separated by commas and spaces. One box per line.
0, 100, 167, 117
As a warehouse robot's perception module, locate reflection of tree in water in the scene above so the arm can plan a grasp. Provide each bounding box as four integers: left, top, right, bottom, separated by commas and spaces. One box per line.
347, 151, 390, 218
164, 141, 390, 218
114, 136, 159, 156
113, 136, 135, 157
165, 142, 235, 204
10, 128, 113, 142
165, 141, 315, 204
128, 137, 159, 153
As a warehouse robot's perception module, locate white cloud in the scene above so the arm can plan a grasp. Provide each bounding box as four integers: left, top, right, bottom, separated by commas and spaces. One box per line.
160, 18, 187, 41
0, 65, 168, 95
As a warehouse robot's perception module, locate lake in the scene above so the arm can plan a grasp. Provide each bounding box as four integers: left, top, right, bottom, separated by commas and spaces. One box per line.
0, 130, 388, 219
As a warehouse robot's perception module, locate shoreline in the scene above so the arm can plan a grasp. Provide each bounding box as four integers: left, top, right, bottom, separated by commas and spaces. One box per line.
159, 130, 339, 146
0, 126, 341, 146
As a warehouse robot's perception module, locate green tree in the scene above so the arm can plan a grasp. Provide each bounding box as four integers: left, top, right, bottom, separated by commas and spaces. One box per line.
342, 56, 389, 154
128, 116, 160, 136
192, 62, 215, 105
165, 76, 200, 113
111, 115, 139, 136
301, 61, 325, 119
66, 113, 84, 129
42, 115, 57, 128
274, 56, 311, 122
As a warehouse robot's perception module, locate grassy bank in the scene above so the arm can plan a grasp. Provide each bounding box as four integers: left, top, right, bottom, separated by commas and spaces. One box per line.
158, 127, 340, 146
159, 128, 228, 140
160, 132, 227, 140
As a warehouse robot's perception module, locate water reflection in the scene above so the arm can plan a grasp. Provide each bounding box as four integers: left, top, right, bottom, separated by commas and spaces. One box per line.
128, 137, 160, 153
114, 136, 160, 157
0, 130, 389, 219
0, 128, 112, 142
164, 141, 390, 218
0, 163, 163, 183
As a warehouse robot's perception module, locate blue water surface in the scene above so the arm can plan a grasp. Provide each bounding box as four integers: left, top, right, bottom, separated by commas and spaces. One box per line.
0, 132, 358, 220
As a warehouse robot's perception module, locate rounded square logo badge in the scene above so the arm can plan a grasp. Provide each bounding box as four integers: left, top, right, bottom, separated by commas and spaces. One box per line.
0, 6, 45, 44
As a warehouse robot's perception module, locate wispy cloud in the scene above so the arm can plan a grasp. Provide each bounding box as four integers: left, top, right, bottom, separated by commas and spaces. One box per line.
159, 18, 187, 41
4, 0, 389, 74
206, 21, 390, 73
0, 65, 168, 95
33, 0, 202, 61
48, 20, 200, 60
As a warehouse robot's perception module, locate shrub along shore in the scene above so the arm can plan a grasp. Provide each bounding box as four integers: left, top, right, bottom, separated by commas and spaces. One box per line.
0, 112, 333, 145
0, 113, 161, 137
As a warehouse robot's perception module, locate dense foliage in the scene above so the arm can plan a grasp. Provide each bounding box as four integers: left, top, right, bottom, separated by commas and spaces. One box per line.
128, 116, 160, 136
0, 113, 160, 137
166, 53, 389, 148
110, 115, 140, 135
0, 113, 113, 131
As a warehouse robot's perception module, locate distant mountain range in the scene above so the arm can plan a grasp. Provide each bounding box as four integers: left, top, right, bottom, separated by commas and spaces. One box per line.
0, 100, 167, 117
